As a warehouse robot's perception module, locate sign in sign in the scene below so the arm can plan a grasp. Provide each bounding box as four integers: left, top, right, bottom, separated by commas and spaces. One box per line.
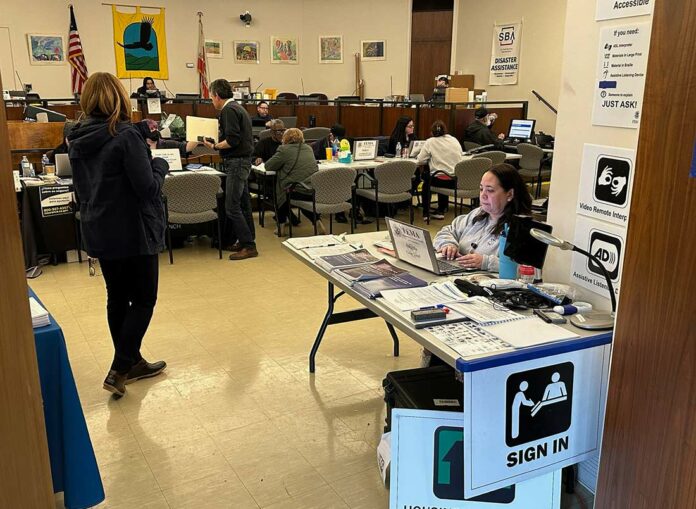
390, 408, 561, 508
39, 185, 73, 218
592, 23, 650, 128
489, 22, 522, 86
596, 0, 653, 21
577, 144, 635, 226
461, 345, 611, 498
147, 97, 161, 115
571, 216, 626, 298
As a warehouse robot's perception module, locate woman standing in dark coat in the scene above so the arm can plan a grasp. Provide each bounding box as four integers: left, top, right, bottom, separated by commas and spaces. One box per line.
69, 72, 168, 397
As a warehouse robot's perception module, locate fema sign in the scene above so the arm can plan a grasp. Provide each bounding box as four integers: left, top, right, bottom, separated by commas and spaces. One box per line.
390, 409, 561, 508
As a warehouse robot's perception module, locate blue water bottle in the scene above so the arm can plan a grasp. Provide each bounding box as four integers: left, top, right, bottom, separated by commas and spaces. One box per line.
498, 224, 518, 279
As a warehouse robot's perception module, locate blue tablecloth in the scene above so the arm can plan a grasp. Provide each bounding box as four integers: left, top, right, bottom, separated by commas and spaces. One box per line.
32, 289, 105, 509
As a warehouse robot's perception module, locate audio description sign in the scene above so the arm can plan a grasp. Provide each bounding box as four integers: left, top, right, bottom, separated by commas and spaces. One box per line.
570, 216, 626, 298
576, 144, 635, 227
592, 23, 650, 128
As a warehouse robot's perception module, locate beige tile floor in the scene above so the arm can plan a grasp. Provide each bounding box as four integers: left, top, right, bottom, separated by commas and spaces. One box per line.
33, 201, 591, 509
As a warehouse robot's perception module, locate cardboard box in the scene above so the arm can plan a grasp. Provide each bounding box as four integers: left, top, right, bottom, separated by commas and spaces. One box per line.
450, 74, 475, 90
445, 87, 469, 103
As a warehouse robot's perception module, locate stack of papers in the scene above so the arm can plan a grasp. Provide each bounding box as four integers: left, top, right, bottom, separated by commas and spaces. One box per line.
314, 249, 380, 272
29, 297, 50, 328
286, 235, 346, 250
379, 282, 467, 311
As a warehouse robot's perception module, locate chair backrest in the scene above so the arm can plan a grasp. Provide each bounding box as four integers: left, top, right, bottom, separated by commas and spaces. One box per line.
189, 144, 217, 157
310, 167, 357, 204
163, 173, 221, 214
463, 141, 481, 152
309, 93, 329, 105
473, 151, 506, 165
258, 129, 272, 140
276, 92, 298, 104
454, 158, 492, 191
277, 116, 297, 128
374, 160, 417, 194
516, 143, 544, 170
302, 127, 330, 142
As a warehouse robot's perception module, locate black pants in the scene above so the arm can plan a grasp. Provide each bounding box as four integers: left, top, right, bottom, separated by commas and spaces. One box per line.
423, 173, 455, 213
100, 254, 159, 373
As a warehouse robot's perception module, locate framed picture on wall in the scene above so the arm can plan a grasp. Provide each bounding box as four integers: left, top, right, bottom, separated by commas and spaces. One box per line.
270, 36, 299, 64
27, 34, 66, 65
319, 35, 342, 64
233, 40, 259, 63
361, 40, 386, 61
204, 40, 223, 59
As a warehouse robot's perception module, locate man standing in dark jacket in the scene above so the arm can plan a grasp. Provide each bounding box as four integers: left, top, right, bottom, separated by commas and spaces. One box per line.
463, 107, 505, 149
204, 79, 258, 260
69, 72, 168, 397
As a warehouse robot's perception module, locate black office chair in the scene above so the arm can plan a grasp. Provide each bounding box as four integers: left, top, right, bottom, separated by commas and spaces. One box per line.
275, 92, 298, 104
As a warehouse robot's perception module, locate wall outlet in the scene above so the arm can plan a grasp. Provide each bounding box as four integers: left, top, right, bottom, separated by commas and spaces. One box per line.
186, 62, 194, 68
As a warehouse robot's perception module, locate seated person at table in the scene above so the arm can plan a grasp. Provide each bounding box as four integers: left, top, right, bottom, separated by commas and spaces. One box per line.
433, 163, 532, 271
132, 76, 160, 98
135, 119, 198, 157
463, 107, 505, 149
254, 101, 273, 127
416, 120, 463, 220
313, 123, 346, 160
387, 116, 417, 156
253, 119, 285, 165
264, 128, 319, 236
48, 121, 77, 163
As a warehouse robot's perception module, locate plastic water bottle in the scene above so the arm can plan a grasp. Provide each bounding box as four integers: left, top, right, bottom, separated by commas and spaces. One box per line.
395, 142, 402, 158
21, 156, 32, 177
41, 153, 49, 174
331, 139, 339, 160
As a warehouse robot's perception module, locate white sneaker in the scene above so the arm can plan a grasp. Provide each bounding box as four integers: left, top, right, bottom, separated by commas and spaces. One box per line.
430, 212, 445, 220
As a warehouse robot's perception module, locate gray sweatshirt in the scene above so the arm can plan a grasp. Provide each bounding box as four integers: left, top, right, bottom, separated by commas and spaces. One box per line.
432, 207, 501, 271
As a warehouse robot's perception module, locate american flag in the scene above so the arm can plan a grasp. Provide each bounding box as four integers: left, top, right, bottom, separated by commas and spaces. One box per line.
197, 14, 209, 99
68, 5, 88, 95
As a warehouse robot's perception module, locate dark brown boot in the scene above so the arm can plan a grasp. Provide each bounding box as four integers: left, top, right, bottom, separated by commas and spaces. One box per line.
103, 370, 127, 397
126, 359, 167, 384
228, 247, 259, 260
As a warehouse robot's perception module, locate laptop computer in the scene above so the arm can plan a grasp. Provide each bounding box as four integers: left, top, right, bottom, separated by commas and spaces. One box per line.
277, 116, 297, 128
386, 217, 466, 275
407, 140, 426, 158
251, 118, 267, 127
55, 153, 72, 177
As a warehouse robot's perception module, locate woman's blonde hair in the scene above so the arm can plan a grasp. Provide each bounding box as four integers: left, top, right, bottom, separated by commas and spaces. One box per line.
80, 72, 132, 135
282, 128, 304, 145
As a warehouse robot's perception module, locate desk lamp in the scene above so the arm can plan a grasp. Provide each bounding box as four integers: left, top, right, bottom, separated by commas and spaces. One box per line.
529, 228, 615, 330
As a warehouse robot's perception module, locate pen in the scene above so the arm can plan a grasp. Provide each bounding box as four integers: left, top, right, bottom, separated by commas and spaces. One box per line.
417, 304, 449, 312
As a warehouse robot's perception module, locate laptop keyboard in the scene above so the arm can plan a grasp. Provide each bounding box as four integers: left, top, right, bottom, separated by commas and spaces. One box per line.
437, 259, 465, 274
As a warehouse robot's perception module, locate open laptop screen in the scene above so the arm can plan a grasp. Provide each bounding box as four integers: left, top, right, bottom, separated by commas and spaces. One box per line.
508, 119, 536, 140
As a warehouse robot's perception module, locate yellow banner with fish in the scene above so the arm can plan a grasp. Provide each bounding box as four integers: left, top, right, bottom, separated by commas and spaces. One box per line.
112, 6, 169, 79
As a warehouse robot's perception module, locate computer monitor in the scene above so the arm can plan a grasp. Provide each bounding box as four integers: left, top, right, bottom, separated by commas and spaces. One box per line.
298, 95, 319, 105
335, 96, 361, 103
408, 93, 425, 103
503, 215, 553, 269
25, 104, 67, 122
507, 119, 536, 141
174, 93, 200, 103
277, 116, 297, 128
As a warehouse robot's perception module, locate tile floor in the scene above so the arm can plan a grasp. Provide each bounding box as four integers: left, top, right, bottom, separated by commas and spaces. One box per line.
32, 205, 593, 508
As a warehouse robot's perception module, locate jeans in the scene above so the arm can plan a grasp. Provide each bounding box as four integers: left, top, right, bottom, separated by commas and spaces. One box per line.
222, 157, 256, 249
100, 254, 159, 373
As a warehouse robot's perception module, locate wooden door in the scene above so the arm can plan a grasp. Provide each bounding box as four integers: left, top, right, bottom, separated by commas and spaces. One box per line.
595, 0, 696, 507
0, 74, 54, 507
410, 9, 453, 100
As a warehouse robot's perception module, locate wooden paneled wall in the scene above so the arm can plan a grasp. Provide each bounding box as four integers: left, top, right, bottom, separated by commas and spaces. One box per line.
595, 0, 696, 507
410, 9, 453, 99
0, 76, 54, 508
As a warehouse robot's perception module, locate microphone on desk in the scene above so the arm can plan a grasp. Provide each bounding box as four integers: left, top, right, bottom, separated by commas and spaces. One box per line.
254, 82, 264, 99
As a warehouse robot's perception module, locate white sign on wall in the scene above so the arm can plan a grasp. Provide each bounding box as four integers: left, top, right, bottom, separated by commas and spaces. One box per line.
390, 409, 562, 508
571, 216, 626, 298
596, 0, 653, 21
592, 23, 650, 128
489, 22, 522, 86
461, 345, 611, 498
577, 144, 635, 227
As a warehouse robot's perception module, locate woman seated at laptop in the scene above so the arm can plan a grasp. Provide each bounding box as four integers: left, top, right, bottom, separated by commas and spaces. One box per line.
433, 163, 532, 271
264, 128, 320, 236
416, 120, 463, 220
387, 116, 417, 156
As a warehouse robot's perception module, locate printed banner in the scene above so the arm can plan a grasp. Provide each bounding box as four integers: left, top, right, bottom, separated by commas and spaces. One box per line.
489, 22, 522, 86
112, 6, 169, 79
40, 185, 73, 218
592, 23, 650, 128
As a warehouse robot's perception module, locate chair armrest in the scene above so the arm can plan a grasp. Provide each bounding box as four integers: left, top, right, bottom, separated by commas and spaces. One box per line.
355, 172, 375, 188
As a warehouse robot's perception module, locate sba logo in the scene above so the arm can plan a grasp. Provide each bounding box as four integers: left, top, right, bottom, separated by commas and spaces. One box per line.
588, 231, 622, 280
433, 427, 516, 503
498, 26, 516, 46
